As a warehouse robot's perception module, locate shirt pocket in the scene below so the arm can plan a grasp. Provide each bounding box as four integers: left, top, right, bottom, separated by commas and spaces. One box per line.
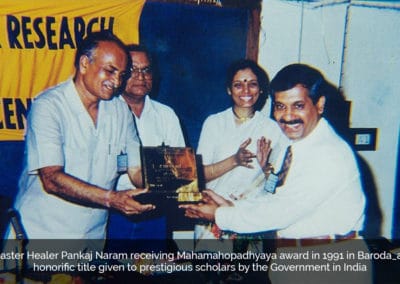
101, 142, 127, 187
63, 145, 91, 180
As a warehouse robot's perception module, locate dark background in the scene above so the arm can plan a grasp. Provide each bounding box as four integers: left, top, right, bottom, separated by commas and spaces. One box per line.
139, 2, 249, 149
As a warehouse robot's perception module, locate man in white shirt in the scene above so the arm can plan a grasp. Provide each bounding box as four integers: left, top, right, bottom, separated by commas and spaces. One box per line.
107, 44, 185, 242
181, 64, 371, 284
4, 32, 155, 264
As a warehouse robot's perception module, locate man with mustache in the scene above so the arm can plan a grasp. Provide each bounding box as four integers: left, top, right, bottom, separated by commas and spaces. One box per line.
5, 32, 154, 245
181, 64, 371, 284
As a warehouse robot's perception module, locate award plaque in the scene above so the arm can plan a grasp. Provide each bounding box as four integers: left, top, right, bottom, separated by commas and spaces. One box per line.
140, 144, 203, 202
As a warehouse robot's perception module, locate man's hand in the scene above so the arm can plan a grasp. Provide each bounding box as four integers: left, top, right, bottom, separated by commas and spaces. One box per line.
109, 188, 155, 215
179, 202, 218, 221
179, 190, 233, 221
202, 189, 233, 207
38, 165, 155, 215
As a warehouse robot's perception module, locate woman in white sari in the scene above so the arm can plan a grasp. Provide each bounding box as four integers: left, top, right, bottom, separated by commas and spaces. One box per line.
195, 59, 287, 241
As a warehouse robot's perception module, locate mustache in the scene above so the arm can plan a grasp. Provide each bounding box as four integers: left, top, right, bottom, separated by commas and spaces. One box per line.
279, 118, 303, 125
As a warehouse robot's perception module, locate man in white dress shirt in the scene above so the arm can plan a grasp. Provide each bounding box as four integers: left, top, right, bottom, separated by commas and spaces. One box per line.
181, 63, 371, 284
3, 33, 155, 269
107, 44, 185, 243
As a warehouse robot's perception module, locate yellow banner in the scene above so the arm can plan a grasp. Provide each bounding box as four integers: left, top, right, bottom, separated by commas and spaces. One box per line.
0, 0, 145, 140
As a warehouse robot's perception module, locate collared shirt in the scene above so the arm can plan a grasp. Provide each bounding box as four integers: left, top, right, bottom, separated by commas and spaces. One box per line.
116, 95, 185, 190
215, 118, 366, 238
12, 78, 140, 239
127, 95, 185, 147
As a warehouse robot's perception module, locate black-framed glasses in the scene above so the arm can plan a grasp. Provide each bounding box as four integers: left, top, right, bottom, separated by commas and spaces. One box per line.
130, 66, 152, 79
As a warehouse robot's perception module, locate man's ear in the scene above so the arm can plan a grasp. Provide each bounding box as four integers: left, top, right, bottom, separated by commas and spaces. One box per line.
316, 96, 326, 115
79, 55, 90, 75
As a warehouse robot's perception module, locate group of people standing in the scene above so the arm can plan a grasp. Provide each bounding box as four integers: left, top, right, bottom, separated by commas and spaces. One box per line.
4, 30, 371, 283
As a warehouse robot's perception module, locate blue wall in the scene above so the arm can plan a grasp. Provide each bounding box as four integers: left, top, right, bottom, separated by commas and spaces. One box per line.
0, 141, 24, 199
139, 2, 248, 148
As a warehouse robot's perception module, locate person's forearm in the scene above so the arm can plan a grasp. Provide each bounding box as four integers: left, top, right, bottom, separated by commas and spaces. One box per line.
39, 166, 111, 208
127, 166, 143, 188
204, 155, 238, 182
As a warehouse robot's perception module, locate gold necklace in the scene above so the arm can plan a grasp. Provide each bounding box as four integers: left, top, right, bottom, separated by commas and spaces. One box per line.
232, 108, 255, 122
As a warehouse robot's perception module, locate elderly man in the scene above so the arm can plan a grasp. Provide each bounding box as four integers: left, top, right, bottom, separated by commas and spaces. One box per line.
181, 64, 371, 284
5, 32, 154, 245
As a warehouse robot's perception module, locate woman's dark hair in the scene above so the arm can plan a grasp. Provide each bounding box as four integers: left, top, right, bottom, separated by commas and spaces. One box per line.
226, 59, 270, 111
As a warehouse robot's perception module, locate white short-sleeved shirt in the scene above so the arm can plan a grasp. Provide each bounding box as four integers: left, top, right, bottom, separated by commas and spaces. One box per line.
216, 118, 366, 238
116, 95, 185, 190
11, 79, 140, 239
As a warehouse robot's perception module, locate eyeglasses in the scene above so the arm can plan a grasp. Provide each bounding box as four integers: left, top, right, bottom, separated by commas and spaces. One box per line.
130, 66, 152, 79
